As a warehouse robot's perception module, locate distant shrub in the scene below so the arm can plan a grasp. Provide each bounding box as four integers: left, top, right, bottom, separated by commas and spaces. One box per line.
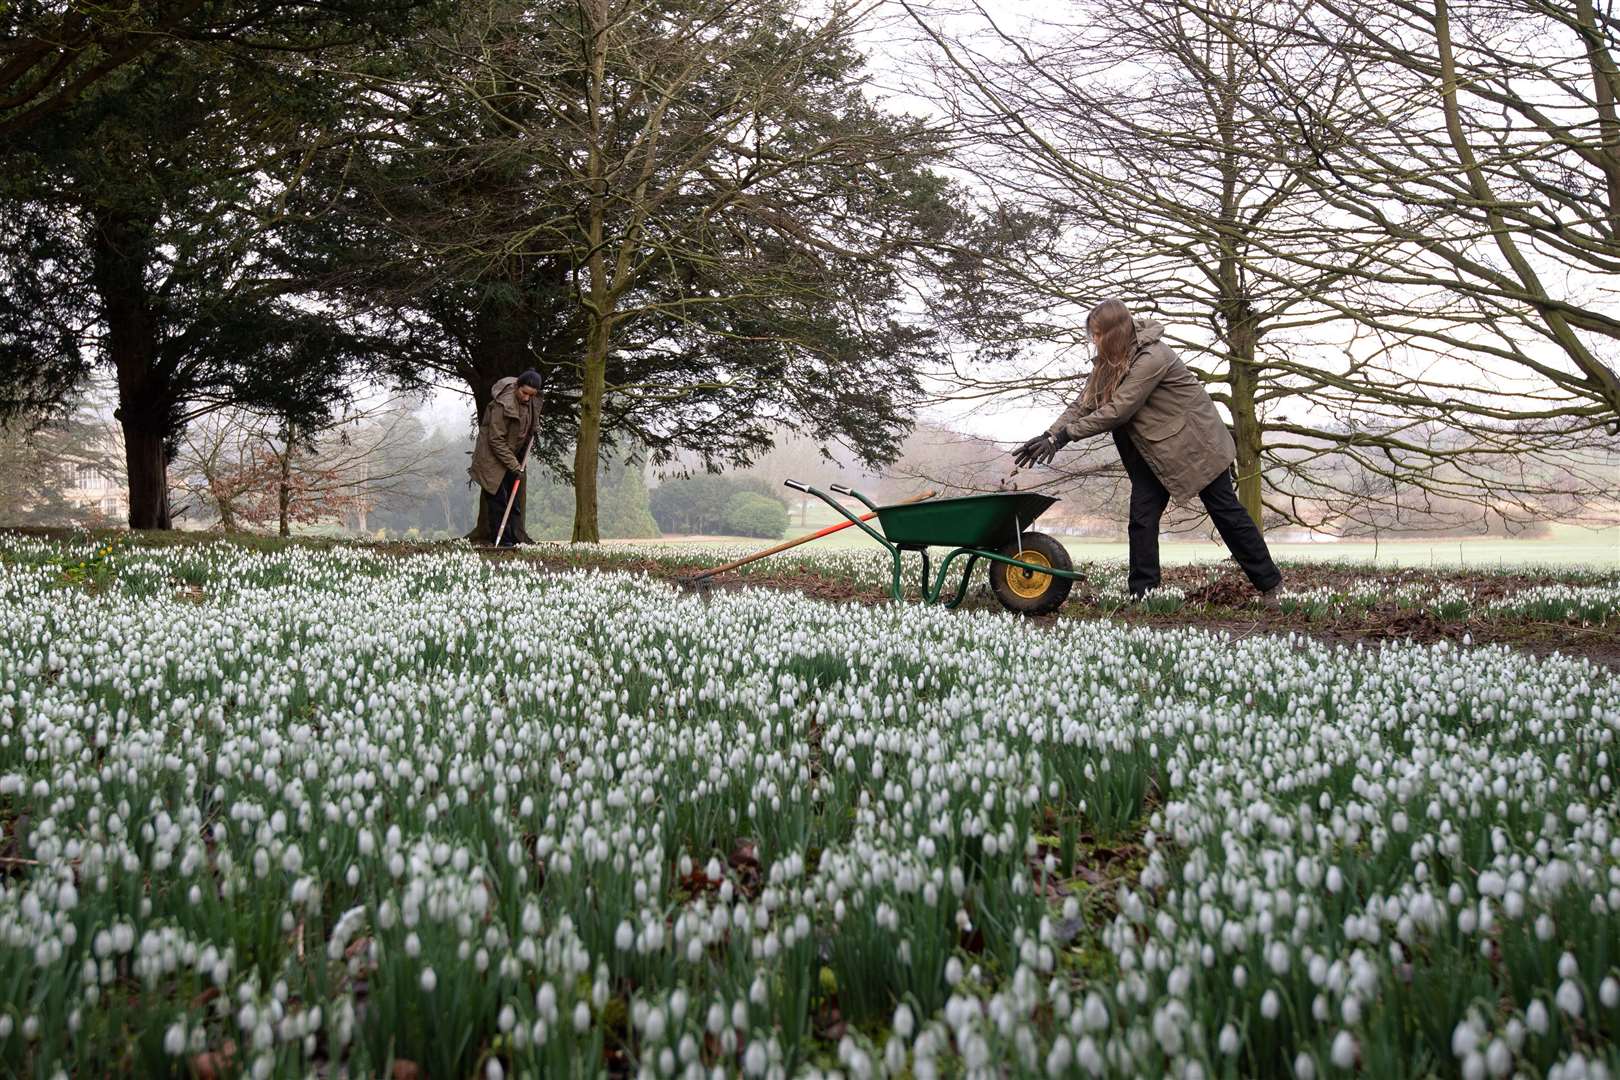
650, 475, 788, 536
721, 492, 789, 539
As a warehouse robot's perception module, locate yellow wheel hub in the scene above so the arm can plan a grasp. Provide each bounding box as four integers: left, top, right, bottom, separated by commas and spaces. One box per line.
1007, 549, 1054, 599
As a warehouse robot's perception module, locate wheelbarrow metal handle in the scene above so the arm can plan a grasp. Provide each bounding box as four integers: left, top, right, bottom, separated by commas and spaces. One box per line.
783, 478, 810, 493
828, 483, 881, 512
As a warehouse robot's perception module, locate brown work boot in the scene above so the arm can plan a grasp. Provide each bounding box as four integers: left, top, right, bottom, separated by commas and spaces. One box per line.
1257, 584, 1284, 610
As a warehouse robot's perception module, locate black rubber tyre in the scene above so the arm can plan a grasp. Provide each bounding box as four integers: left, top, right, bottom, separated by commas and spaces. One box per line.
988, 531, 1074, 615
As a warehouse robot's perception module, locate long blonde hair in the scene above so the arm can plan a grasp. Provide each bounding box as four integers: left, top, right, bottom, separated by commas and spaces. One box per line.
1080, 299, 1137, 409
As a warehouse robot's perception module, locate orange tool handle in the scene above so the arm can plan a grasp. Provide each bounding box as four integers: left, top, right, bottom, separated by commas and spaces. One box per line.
691, 489, 936, 580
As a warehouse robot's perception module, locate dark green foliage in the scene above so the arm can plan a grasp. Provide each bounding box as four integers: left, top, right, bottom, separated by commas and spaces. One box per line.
649, 474, 788, 536
524, 457, 661, 541
0, 2, 441, 527
721, 492, 789, 540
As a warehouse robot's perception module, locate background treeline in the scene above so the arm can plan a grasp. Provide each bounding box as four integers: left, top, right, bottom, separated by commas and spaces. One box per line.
0, 0, 998, 542
3, 0, 1619, 541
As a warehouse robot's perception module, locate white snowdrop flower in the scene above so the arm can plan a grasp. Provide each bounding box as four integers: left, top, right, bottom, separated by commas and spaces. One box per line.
574, 1002, 591, 1032
420, 967, 437, 993
742, 1040, 767, 1076
1485, 1038, 1511, 1078
1601, 977, 1619, 1009
615, 921, 634, 951
893, 1003, 914, 1039
1294, 1052, 1315, 1080
1330, 1031, 1356, 1070
485, 1060, 504, 1080
1082, 992, 1108, 1032
1528, 1000, 1550, 1035
1168, 966, 1190, 997
1537, 915, 1556, 941
1557, 979, 1584, 1017
1261, 990, 1281, 1020
1046, 1035, 1073, 1077
1077, 1036, 1103, 1075
1462, 1051, 1485, 1080
945, 956, 963, 986
1559, 952, 1580, 979
1218, 1023, 1240, 1056
164, 1022, 186, 1056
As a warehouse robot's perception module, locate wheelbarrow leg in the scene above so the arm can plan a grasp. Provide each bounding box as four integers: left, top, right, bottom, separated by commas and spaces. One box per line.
933, 550, 978, 608
944, 554, 982, 609
922, 548, 981, 608
785, 479, 907, 602
918, 550, 931, 600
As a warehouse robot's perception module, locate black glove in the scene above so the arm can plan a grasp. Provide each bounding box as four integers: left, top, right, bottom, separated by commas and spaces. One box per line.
1013, 431, 1069, 469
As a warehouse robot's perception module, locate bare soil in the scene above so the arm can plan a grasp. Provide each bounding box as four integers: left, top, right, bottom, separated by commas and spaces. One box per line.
503, 547, 1620, 671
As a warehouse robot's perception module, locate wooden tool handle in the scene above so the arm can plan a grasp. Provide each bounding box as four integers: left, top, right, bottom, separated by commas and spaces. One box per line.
692, 489, 937, 580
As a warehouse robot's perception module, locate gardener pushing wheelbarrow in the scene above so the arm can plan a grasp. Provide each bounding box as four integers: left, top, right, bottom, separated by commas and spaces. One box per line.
1013, 300, 1283, 605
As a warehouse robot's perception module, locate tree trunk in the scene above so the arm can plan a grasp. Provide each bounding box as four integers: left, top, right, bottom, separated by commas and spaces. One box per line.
90, 211, 172, 530
1212, 54, 1265, 533
1228, 352, 1264, 529
1575, 0, 1620, 240
571, 319, 609, 543
216, 488, 237, 533
278, 422, 294, 538
123, 428, 171, 530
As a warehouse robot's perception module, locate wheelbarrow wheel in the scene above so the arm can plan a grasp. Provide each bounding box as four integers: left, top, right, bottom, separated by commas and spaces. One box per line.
988, 531, 1073, 615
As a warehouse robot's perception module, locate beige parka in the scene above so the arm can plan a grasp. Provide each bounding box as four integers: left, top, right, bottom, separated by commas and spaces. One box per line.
1046, 319, 1235, 501
469, 377, 544, 495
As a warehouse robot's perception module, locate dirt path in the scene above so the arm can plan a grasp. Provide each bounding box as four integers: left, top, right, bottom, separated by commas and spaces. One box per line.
497, 548, 1620, 672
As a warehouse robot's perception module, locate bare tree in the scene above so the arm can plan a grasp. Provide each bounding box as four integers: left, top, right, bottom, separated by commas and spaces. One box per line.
1227, 0, 1620, 418
174, 399, 435, 535
904, 0, 1619, 535
408, 0, 968, 542
174, 411, 271, 532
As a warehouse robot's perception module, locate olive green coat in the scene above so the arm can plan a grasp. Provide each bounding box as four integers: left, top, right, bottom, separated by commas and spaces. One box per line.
1046, 319, 1235, 501
469, 377, 543, 495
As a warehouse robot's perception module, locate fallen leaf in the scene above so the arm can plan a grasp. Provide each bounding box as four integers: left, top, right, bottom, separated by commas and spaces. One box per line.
190, 1039, 237, 1080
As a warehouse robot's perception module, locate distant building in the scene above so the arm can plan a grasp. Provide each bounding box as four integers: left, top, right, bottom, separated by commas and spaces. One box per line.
65, 457, 128, 522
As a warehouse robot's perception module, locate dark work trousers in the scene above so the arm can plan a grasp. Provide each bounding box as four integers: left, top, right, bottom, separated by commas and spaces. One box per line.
1113, 429, 1282, 596
485, 469, 525, 547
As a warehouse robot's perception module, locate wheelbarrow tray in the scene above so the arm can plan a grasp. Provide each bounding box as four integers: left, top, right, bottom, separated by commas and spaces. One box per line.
875, 491, 1058, 549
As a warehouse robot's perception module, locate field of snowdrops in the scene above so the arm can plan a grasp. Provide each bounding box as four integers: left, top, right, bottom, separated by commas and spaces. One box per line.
2, 534, 1620, 1079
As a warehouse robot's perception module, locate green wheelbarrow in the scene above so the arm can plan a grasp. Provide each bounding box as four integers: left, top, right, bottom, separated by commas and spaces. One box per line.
783, 479, 1079, 615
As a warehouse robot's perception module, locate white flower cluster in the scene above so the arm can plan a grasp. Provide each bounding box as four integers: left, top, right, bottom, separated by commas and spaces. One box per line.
1486, 583, 1620, 625
0, 536, 1617, 1078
